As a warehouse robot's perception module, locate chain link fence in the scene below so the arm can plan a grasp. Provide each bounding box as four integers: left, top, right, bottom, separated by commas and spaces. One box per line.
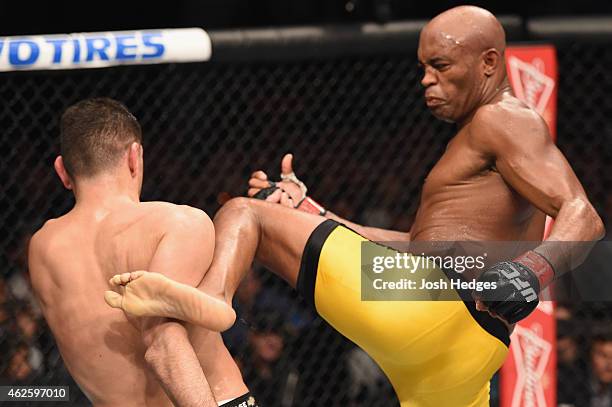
0, 36, 611, 406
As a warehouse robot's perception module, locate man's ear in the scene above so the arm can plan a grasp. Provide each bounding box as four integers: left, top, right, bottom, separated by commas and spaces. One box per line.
482, 48, 502, 77
127, 142, 142, 178
54, 156, 73, 190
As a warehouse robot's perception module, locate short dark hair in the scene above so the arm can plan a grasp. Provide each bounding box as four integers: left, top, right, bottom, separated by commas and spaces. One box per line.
60, 98, 142, 177
592, 324, 612, 344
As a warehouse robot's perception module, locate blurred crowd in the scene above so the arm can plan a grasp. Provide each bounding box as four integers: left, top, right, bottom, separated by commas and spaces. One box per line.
557, 305, 612, 407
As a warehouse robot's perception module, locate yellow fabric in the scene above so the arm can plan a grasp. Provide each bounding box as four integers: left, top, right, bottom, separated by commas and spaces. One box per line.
312, 226, 508, 407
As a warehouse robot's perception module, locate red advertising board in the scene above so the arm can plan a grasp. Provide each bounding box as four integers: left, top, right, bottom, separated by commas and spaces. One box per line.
501, 45, 558, 407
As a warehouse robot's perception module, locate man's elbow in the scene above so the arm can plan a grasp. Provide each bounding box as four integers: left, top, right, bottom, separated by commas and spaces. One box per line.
593, 212, 606, 240
570, 197, 605, 240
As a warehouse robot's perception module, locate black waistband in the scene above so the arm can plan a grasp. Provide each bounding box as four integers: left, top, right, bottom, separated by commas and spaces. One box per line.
297, 219, 340, 307
219, 392, 259, 407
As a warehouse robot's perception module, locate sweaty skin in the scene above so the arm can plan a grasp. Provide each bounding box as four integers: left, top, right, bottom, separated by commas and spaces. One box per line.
106, 1, 603, 370
30, 177, 247, 405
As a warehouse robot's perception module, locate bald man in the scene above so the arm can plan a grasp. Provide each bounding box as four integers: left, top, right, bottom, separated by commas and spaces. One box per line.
106, 6, 604, 407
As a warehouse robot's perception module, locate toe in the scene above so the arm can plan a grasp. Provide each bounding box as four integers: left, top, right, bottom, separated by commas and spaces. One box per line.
130, 271, 146, 281
120, 273, 133, 284
110, 274, 122, 286
104, 291, 123, 308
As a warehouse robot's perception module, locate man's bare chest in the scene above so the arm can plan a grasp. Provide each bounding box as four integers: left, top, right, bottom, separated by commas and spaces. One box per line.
421, 133, 493, 197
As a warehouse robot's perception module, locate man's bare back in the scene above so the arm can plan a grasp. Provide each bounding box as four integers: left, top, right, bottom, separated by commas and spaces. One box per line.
29, 98, 248, 407
29, 200, 244, 406
30, 201, 173, 405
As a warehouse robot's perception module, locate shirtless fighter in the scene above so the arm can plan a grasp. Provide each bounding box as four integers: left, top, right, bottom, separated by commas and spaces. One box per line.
28, 98, 254, 407
106, 6, 604, 406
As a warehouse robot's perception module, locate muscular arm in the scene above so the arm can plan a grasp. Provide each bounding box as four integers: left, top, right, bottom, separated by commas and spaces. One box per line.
141, 320, 215, 407
138, 206, 219, 406
472, 105, 605, 280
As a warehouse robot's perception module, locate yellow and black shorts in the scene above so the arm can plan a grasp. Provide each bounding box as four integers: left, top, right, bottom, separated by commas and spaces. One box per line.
297, 220, 510, 407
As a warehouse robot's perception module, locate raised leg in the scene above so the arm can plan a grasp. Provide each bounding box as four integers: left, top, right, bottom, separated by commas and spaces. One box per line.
105, 198, 326, 325
200, 197, 326, 302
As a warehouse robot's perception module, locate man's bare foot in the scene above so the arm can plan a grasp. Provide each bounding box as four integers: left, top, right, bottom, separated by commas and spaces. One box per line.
104, 271, 236, 331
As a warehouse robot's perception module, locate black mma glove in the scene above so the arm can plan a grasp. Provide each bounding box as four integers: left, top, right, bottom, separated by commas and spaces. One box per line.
252, 172, 326, 216
474, 251, 555, 324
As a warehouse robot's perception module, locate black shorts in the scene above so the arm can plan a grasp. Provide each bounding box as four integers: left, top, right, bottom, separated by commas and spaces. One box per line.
219, 392, 259, 407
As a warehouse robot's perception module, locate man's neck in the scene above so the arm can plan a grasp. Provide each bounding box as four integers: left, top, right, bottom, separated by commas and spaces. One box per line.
457, 77, 512, 129
73, 175, 139, 210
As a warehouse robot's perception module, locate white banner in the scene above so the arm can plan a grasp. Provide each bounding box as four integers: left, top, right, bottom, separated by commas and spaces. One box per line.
0, 28, 211, 72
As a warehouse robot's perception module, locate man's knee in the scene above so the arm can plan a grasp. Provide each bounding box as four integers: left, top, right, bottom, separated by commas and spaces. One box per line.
215, 197, 253, 219
215, 197, 263, 225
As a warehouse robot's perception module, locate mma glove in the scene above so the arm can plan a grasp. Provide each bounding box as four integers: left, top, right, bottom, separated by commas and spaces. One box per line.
252, 172, 326, 216
474, 250, 555, 324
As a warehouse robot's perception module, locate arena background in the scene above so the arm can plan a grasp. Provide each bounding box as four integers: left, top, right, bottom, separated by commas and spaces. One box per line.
1, 2, 611, 406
